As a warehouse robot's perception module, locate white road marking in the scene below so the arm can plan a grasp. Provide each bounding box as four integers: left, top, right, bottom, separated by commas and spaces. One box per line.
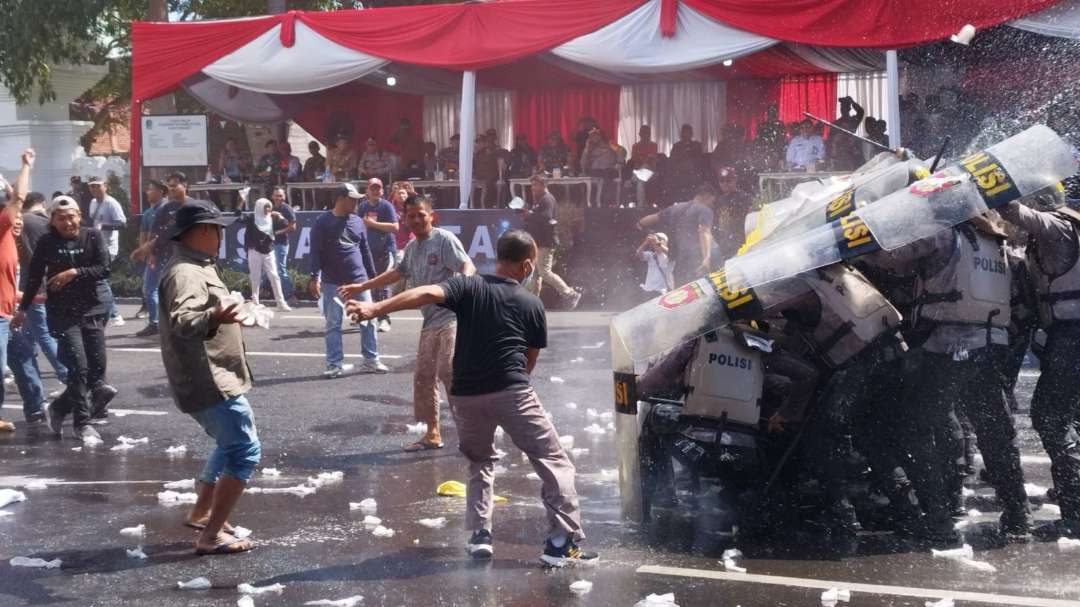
637, 565, 1080, 607
109, 347, 403, 360
1, 405, 166, 416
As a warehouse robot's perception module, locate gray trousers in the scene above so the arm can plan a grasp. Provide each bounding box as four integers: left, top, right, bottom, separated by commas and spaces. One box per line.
449, 384, 584, 543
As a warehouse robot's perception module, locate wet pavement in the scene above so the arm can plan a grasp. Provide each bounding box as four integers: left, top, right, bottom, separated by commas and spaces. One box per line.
2, 305, 1080, 606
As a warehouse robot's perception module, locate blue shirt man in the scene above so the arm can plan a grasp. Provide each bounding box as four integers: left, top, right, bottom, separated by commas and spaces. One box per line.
308, 183, 387, 377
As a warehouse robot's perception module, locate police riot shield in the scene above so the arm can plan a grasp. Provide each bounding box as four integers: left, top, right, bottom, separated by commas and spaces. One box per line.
611, 125, 1077, 365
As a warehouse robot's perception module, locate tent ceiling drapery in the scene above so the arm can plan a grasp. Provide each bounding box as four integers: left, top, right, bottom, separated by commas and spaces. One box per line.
1011, 0, 1080, 38
129, 0, 1069, 206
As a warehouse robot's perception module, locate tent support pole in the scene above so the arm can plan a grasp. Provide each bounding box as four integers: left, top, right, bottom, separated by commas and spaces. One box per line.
886, 49, 902, 149
458, 70, 477, 209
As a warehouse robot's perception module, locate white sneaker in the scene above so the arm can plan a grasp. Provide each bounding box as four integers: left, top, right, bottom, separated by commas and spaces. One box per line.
378, 319, 391, 333
277, 302, 293, 312
108, 316, 126, 327
323, 363, 355, 378
359, 358, 389, 374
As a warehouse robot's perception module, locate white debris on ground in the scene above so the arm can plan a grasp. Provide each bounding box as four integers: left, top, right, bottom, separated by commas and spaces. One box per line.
246, 484, 317, 497
1058, 537, 1080, 550
178, 577, 211, 590
238, 596, 255, 607
720, 548, 746, 574
966, 509, 982, 518
234, 526, 253, 539
931, 544, 974, 560
112, 436, 150, 451
157, 490, 198, 505
925, 599, 954, 607
82, 435, 103, 446
570, 448, 590, 457
820, 587, 852, 606
558, 435, 575, 450
71, 447, 82, 452
238, 582, 285, 595
362, 515, 382, 527
570, 356, 585, 363
350, 498, 377, 513
550, 376, 565, 384
583, 423, 606, 435
418, 517, 447, 529
581, 341, 605, 350
1025, 482, 1048, 497
569, 580, 593, 595
0, 489, 26, 508
406, 422, 428, 435
304, 596, 364, 607
9, 556, 61, 569
372, 525, 395, 538
526, 472, 541, 481
634, 593, 678, 607
307, 471, 345, 487
958, 558, 997, 572
261, 468, 281, 477
954, 520, 970, 530
165, 445, 187, 456
585, 408, 614, 421
120, 524, 146, 538
126, 548, 148, 560
600, 469, 618, 482
565, 401, 578, 410
1042, 503, 1062, 515
961, 487, 975, 497
110, 443, 136, 452
163, 479, 195, 490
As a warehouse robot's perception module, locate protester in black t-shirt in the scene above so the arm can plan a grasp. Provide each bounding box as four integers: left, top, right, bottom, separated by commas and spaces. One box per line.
346, 229, 597, 567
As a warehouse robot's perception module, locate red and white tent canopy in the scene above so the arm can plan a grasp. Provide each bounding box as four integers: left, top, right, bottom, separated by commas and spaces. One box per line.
130, 0, 1064, 205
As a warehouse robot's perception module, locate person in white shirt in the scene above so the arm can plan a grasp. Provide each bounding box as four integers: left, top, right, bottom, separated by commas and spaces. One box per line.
636, 232, 673, 298
87, 177, 127, 326
785, 119, 825, 170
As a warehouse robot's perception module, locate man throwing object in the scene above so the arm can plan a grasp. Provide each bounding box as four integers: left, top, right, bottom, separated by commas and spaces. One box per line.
346, 230, 597, 567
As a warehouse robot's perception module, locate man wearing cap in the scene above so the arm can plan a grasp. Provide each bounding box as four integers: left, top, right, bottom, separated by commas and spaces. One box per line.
17, 191, 114, 442
157, 199, 260, 555
357, 178, 399, 332
0, 148, 34, 434
308, 183, 389, 378
87, 177, 126, 326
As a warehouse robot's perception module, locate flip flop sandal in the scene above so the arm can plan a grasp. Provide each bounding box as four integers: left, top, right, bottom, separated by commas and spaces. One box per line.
184, 521, 237, 533
195, 536, 253, 556
404, 441, 444, 452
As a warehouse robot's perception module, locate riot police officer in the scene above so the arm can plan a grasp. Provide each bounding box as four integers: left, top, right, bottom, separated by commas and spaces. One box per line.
869, 214, 1032, 544
999, 188, 1080, 537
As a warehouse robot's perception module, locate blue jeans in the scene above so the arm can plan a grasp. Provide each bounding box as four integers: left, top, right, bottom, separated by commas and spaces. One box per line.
143, 264, 161, 326
191, 395, 261, 484
320, 283, 377, 365
26, 302, 66, 382
8, 321, 44, 422
274, 242, 293, 299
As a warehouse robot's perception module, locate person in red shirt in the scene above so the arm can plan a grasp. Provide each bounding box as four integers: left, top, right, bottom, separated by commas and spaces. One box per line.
1, 148, 35, 433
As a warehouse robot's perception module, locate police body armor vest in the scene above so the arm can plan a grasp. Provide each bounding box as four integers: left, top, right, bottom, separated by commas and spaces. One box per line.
1031, 209, 1080, 326
801, 264, 902, 367
916, 226, 1012, 330
682, 330, 763, 426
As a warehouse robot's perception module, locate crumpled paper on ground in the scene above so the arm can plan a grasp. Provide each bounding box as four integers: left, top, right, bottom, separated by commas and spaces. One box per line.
304, 597, 364, 607
10, 556, 61, 569
178, 577, 211, 590
634, 593, 678, 607
0, 489, 27, 508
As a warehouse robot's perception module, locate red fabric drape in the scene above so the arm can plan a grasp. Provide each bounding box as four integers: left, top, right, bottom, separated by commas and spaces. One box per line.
682, 0, 1060, 48
778, 74, 838, 136
725, 79, 781, 139
512, 86, 620, 152
289, 83, 423, 154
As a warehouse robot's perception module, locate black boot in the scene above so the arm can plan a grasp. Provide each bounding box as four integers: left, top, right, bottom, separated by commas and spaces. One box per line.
90, 384, 118, 420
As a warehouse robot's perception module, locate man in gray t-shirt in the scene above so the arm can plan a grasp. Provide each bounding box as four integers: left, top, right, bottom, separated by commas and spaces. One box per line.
339, 195, 474, 451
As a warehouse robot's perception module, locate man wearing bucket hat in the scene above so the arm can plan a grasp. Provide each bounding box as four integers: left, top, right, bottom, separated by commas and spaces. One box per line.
157, 199, 261, 555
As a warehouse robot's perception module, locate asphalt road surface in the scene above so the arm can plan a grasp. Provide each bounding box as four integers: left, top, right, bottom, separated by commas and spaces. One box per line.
2, 305, 1079, 607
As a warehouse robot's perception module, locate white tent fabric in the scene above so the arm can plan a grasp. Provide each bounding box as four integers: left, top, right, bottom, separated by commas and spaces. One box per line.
422, 91, 513, 150
1010, 0, 1080, 38
789, 45, 885, 73
616, 82, 726, 154
202, 22, 388, 94
835, 72, 890, 135
550, 0, 776, 74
